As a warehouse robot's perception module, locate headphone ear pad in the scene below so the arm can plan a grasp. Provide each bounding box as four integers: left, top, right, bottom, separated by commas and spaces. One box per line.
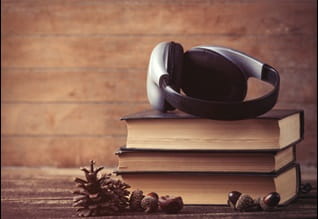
182, 49, 247, 101
163, 42, 184, 111
168, 42, 184, 91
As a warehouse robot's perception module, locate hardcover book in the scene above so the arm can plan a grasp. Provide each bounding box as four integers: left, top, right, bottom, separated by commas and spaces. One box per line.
116, 145, 296, 173
115, 163, 300, 205
121, 109, 304, 151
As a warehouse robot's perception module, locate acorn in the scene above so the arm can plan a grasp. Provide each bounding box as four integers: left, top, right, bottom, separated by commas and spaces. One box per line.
259, 192, 280, 211
227, 191, 242, 209
235, 194, 255, 211
227, 191, 255, 211
300, 183, 312, 194
140, 192, 159, 213
159, 195, 184, 214
129, 189, 145, 211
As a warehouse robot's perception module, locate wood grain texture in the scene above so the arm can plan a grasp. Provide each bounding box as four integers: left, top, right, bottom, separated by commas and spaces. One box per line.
2, 35, 316, 68
1, 103, 148, 135
1, 0, 316, 167
1, 68, 148, 102
1, 0, 316, 35
1, 167, 317, 219
1, 136, 124, 167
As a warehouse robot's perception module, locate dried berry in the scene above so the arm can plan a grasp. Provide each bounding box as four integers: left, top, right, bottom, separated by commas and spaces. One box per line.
141, 192, 159, 213
159, 195, 183, 214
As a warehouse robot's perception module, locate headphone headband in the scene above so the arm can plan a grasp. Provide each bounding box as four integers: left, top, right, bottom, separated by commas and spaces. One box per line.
147, 42, 280, 120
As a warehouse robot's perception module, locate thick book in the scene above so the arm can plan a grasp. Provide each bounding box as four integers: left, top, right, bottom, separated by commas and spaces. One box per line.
121, 109, 304, 150
116, 145, 296, 173
115, 163, 300, 205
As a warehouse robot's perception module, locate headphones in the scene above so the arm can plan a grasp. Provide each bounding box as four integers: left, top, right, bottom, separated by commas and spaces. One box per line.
147, 41, 280, 120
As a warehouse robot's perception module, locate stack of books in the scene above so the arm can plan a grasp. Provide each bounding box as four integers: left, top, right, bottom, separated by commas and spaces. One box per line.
114, 109, 304, 205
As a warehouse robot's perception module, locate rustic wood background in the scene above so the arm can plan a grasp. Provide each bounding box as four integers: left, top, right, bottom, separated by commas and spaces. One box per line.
1, 0, 317, 168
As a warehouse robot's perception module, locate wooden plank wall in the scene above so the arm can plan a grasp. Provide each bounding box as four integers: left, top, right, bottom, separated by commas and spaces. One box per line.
1, 0, 317, 168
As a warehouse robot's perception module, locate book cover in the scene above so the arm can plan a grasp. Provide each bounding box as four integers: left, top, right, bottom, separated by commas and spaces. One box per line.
121, 109, 304, 151
115, 163, 300, 206
116, 145, 296, 173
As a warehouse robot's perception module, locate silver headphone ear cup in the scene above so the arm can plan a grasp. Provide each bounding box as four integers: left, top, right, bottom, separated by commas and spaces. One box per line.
146, 68, 166, 111
146, 42, 174, 112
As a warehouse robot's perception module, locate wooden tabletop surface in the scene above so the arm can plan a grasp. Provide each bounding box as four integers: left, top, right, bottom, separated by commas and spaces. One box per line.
1, 167, 317, 219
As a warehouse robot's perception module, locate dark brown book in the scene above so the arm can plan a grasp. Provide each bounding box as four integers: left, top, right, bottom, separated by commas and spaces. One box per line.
115, 163, 300, 205
121, 109, 304, 151
116, 145, 296, 173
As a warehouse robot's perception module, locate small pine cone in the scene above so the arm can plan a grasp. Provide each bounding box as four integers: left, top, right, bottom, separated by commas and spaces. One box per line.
100, 176, 131, 212
141, 194, 159, 213
72, 160, 131, 217
235, 194, 255, 212
129, 189, 145, 211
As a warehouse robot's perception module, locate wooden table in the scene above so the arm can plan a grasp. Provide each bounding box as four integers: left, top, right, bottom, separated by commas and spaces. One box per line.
1, 167, 317, 219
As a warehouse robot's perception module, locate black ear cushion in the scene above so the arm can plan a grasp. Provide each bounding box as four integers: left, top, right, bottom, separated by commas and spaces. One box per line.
167, 41, 184, 92
182, 49, 247, 102
163, 41, 184, 111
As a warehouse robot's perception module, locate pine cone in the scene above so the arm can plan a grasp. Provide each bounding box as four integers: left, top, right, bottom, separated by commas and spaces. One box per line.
72, 160, 130, 217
